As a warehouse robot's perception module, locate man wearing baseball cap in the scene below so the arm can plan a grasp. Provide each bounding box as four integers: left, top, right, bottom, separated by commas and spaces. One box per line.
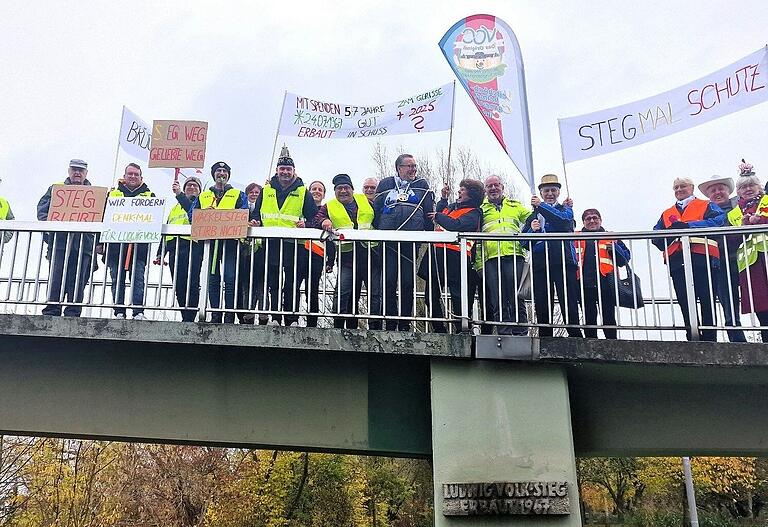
318, 173, 382, 329
36, 159, 97, 317
174, 161, 248, 323
250, 147, 318, 326
698, 174, 746, 342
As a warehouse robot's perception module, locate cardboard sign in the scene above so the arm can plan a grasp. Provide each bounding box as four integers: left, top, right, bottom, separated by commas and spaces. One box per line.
191, 209, 248, 241
149, 120, 208, 168
101, 196, 166, 243
47, 185, 109, 222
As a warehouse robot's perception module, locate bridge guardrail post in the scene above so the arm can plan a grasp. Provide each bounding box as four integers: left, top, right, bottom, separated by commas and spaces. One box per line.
680, 235, 700, 341
459, 237, 469, 333
198, 239, 210, 322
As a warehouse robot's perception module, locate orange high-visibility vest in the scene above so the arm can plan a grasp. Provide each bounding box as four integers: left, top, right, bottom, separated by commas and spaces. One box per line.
574, 235, 615, 279
660, 199, 719, 262
434, 207, 474, 256
304, 240, 324, 257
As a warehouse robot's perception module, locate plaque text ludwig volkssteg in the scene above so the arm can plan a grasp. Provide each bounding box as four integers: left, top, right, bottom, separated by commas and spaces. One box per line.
442, 482, 570, 516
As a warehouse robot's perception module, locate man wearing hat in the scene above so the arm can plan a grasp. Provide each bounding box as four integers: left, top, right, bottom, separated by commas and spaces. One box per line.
318, 174, 382, 329
176, 161, 248, 323
157, 175, 204, 322
528, 174, 582, 337
698, 174, 746, 342
251, 147, 318, 326
36, 159, 97, 317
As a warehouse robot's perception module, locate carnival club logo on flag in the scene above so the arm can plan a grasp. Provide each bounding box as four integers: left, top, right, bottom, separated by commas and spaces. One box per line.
439, 14, 535, 191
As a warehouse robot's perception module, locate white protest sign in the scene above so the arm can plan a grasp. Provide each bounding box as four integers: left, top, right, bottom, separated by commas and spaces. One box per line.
278, 83, 454, 139
559, 47, 768, 163
101, 196, 166, 243
119, 106, 151, 161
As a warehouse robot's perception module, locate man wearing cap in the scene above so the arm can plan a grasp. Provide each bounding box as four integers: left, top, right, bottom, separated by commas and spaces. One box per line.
529, 174, 582, 337
36, 159, 97, 317
157, 175, 204, 322
652, 177, 724, 341
176, 161, 248, 323
318, 174, 382, 329
372, 153, 434, 331
100, 163, 155, 320
575, 209, 631, 339
699, 174, 746, 342
251, 149, 318, 326
362, 177, 378, 203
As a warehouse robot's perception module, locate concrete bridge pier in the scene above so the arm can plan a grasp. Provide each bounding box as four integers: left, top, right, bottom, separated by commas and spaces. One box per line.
430, 359, 581, 526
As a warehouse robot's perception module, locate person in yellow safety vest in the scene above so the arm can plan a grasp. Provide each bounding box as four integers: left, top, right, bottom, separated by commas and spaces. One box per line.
296, 180, 335, 328
36, 159, 97, 317
474, 175, 532, 336
726, 161, 768, 341
574, 209, 630, 340
0, 190, 15, 243
418, 179, 483, 334
175, 161, 248, 324
237, 182, 268, 325
98, 163, 155, 320
652, 176, 725, 341
319, 174, 382, 330
250, 149, 319, 326
156, 175, 203, 322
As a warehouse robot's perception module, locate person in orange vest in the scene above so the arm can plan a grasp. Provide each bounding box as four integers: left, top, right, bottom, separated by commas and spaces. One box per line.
418, 179, 483, 333
296, 180, 334, 327
575, 209, 630, 339
652, 177, 725, 341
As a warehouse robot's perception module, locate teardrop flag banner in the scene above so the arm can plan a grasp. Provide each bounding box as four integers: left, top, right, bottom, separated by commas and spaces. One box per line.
439, 14, 535, 192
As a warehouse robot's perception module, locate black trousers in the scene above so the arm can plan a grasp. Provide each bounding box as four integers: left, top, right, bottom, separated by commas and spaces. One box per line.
421, 248, 476, 333
382, 241, 418, 331
334, 246, 383, 329
670, 265, 718, 342
581, 278, 617, 339
479, 255, 528, 335
168, 239, 203, 322
265, 240, 302, 325
532, 263, 582, 337
43, 243, 92, 317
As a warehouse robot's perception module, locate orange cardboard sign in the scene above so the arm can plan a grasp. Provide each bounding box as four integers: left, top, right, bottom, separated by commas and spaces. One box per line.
46, 185, 109, 222
191, 209, 248, 241
149, 120, 208, 168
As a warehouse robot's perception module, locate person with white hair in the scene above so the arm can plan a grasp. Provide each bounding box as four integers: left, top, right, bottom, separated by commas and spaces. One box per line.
726, 160, 768, 341
652, 176, 725, 341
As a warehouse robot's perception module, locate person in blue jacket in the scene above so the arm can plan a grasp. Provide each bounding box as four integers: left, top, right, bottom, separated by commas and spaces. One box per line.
527, 174, 582, 337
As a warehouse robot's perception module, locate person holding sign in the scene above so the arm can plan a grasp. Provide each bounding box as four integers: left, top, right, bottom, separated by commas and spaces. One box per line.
36, 159, 99, 317
178, 161, 248, 324
652, 177, 724, 342
372, 154, 434, 331
318, 174, 382, 330
529, 174, 582, 338
161, 175, 204, 322
250, 149, 318, 326
99, 163, 155, 320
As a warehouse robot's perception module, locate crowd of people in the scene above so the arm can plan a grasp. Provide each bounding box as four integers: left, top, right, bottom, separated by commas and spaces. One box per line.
1, 153, 767, 341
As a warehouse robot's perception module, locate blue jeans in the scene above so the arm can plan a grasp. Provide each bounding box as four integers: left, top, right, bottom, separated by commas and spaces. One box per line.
208, 239, 238, 323
106, 244, 148, 317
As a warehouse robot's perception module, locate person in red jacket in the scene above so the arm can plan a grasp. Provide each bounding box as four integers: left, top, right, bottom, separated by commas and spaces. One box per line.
419, 179, 483, 333
652, 177, 725, 341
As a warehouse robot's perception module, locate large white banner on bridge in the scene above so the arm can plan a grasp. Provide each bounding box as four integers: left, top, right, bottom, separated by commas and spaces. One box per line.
277, 83, 454, 139
558, 47, 768, 163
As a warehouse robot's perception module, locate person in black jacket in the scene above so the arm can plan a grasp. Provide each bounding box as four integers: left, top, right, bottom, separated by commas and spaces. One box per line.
372, 154, 434, 331
419, 179, 483, 333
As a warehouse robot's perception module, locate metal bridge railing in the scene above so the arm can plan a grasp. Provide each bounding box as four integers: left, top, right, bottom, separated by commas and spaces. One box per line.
0, 221, 766, 341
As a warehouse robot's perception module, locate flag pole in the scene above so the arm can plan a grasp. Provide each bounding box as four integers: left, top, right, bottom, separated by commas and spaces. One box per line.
266, 91, 288, 184
111, 106, 125, 188
556, 119, 571, 198
445, 80, 457, 186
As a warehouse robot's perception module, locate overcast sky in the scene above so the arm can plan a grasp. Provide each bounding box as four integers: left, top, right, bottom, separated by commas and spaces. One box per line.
1, 0, 766, 232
